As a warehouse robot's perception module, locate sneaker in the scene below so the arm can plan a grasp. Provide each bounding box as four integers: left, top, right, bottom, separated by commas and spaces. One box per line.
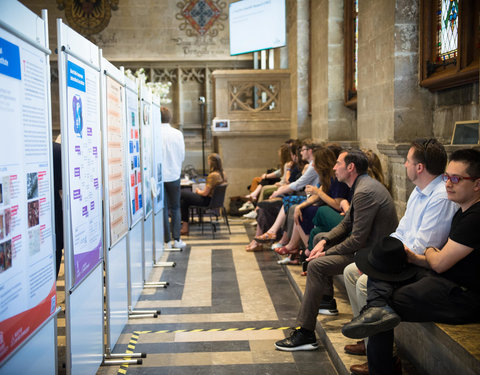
318, 298, 339, 316
164, 242, 172, 250
277, 256, 291, 265
173, 239, 187, 249
239, 201, 255, 213
275, 328, 319, 351
243, 210, 257, 219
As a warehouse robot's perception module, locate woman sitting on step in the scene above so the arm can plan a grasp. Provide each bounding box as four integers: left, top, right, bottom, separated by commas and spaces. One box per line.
180, 153, 226, 235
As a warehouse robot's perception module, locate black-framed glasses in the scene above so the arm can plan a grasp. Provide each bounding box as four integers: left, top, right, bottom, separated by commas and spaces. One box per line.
442, 173, 477, 184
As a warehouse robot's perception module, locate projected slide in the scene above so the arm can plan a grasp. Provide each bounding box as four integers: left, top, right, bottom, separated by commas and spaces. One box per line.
229, 0, 286, 55
0, 32, 55, 363
66, 58, 103, 286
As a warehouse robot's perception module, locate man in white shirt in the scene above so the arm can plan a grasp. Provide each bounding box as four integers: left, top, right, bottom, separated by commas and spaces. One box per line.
343, 138, 458, 375
161, 107, 186, 249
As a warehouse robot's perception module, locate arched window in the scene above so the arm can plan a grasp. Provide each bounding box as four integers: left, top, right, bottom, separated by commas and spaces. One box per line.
420, 0, 479, 91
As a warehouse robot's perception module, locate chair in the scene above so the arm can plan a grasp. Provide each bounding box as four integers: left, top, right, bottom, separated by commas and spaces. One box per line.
189, 183, 231, 238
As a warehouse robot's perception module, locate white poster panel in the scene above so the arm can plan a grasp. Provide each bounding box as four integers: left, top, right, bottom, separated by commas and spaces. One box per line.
65, 57, 103, 287
105, 76, 128, 246
125, 83, 143, 226
152, 99, 163, 215
0, 27, 55, 363
140, 89, 153, 218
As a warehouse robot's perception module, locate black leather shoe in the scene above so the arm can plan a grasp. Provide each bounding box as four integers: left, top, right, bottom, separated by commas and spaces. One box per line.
274, 328, 319, 351
342, 305, 401, 339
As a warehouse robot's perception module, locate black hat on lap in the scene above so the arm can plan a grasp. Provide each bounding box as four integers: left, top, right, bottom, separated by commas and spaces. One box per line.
355, 236, 420, 282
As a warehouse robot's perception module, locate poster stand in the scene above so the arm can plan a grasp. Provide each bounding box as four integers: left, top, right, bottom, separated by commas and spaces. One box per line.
100, 58, 144, 365
121, 73, 154, 318
57, 18, 104, 375
0, 2, 58, 373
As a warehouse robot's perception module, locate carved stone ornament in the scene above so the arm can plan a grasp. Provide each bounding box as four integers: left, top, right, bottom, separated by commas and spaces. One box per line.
57, 0, 119, 36
176, 0, 227, 37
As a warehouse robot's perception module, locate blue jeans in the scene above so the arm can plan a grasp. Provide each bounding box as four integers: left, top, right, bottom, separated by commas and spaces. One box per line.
163, 179, 181, 242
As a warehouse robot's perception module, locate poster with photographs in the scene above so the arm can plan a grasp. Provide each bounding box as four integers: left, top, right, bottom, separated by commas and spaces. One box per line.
0, 28, 56, 363
125, 86, 143, 226
140, 100, 153, 218
152, 102, 163, 215
65, 57, 103, 287
105, 76, 128, 246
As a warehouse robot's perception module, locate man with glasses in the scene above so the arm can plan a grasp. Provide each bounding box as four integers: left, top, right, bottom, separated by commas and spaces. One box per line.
342, 138, 458, 374
342, 148, 480, 374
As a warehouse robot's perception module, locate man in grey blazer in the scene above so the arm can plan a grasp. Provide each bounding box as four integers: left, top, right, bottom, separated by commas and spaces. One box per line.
275, 149, 398, 351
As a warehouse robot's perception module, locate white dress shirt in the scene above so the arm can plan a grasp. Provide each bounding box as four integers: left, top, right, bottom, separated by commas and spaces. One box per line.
391, 174, 458, 254
161, 123, 185, 182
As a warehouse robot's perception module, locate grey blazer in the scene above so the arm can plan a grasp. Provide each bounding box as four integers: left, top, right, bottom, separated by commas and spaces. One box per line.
322, 174, 398, 256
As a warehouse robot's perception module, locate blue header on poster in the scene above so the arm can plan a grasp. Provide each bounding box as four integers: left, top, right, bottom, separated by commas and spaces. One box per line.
67, 60, 86, 92
0, 37, 21, 80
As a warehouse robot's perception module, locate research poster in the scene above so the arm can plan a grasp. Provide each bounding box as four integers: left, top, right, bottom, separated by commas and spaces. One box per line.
0, 32, 56, 363
152, 103, 163, 215
141, 101, 153, 217
105, 76, 128, 245
65, 58, 103, 287
126, 88, 143, 226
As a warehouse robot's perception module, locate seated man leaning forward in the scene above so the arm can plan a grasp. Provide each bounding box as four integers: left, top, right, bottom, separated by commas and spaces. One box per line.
342, 138, 458, 374
342, 148, 480, 374
275, 149, 398, 351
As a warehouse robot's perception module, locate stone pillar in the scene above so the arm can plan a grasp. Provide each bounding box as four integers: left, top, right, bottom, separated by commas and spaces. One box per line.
310, 0, 356, 143
288, 0, 311, 139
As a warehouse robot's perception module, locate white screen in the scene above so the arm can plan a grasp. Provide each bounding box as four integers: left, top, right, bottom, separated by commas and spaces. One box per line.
229, 0, 286, 56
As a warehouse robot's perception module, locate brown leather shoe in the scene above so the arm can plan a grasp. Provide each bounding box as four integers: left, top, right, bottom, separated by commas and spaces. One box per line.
350, 362, 369, 375
180, 222, 189, 236
344, 340, 366, 355
350, 356, 402, 375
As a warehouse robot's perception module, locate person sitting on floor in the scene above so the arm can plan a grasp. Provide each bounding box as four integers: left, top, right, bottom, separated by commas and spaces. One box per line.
180, 153, 226, 235
274, 149, 398, 351
342, 138, 458, 375
342, 148, 480, 375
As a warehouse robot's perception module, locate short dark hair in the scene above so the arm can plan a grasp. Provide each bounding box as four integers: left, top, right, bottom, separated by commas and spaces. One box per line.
160, 107, 172, 124
449, 149, 480, 178
410, 138, 447, 176
344, 149, 368, 175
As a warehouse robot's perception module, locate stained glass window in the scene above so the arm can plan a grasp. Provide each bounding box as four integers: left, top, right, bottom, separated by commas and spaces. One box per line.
437, 0, 459, 61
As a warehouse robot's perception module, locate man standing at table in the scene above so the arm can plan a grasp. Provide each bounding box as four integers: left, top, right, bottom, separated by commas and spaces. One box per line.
161, 107, 186, 249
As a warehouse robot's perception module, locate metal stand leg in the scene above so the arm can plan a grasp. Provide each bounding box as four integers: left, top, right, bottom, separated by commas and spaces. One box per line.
129, 308, 160, 318
154, 261, 176, 267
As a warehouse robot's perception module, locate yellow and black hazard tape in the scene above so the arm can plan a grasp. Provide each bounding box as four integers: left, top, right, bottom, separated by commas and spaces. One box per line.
117, 326, 298, 374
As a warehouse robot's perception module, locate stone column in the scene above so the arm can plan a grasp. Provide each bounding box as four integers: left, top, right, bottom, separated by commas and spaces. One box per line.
288, 0, 311, 139
310, 0, 356, 143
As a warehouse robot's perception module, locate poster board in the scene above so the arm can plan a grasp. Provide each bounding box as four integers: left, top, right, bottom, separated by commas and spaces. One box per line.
0, 2, 56, 367
57, 18, 104, 374
140, 85, 153, 219
103, 61, 128, 247
125, 75, 143, 227
152, 96, 163, 215
61, 49, 103, 288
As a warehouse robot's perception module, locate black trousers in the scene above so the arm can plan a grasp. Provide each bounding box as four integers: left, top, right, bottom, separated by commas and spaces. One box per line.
366, 269, 480, 374
180, 190, 211, 222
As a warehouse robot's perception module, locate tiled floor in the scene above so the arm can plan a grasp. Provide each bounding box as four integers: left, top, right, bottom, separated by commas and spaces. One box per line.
90, 218, 337, 375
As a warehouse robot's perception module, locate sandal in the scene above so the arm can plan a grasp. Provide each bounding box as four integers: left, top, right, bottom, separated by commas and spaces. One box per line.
255, 232, 277, 243
246, 242, 264, 252
275, 246, 298, 256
